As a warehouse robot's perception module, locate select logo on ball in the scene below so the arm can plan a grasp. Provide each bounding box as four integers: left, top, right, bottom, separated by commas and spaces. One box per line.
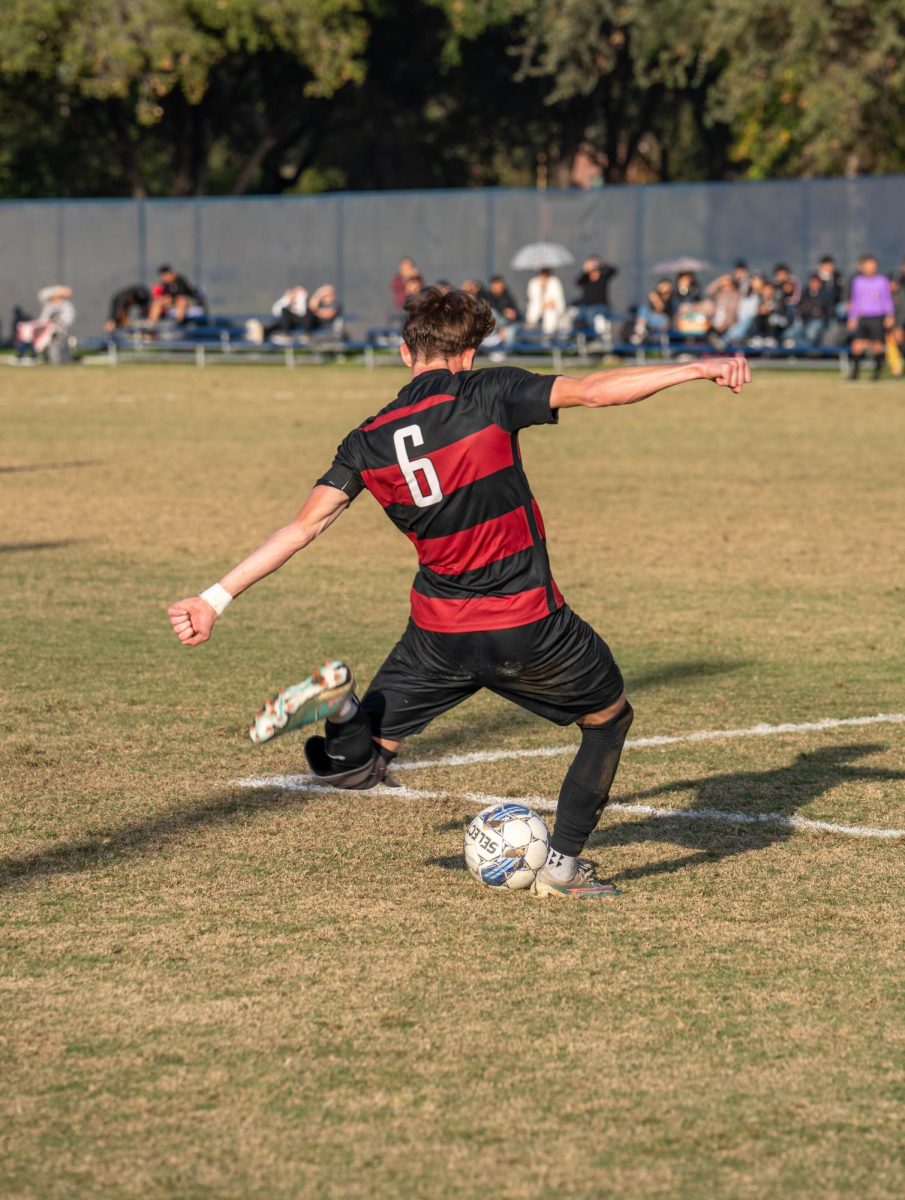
464, 803, 550, 891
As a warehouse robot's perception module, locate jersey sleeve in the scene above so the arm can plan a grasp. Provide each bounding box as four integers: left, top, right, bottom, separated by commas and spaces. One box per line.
315, 433, 366, 500
474, 366, 559, 432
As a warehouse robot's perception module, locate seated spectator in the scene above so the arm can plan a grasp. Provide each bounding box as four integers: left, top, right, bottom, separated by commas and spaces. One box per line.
674, 271, 701, 303
390, 256, 420, 312
846, 253, 894, 380
574, 255, 617, 334
461, 278, 492, 306
304, 284, 342, 333
148, 265, 203, 324
751, 281, 790, 345
262, 285, 309, 340
402, 273, 425, 302
726, 273, 766, 344
105, 284, 150, 331
434, 279, 453, 295
15, 284, 76, 362
487, 275, 521, 323
784, 273, 833, 347
732, 259, 751, 295
632, 278, 676, 341
705, 273, 741, 343
773, 262, 802, 308
525, 267, 566, 336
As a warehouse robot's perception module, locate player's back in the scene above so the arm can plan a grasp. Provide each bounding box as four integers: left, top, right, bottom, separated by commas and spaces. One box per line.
320, 366, 564, 633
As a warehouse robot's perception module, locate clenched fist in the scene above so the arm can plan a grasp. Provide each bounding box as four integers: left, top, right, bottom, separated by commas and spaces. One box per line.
698, 356, 752, 394
167, 597, 217, 646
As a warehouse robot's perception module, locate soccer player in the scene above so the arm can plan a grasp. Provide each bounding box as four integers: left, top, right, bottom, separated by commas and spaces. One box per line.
168, 289, 751, 899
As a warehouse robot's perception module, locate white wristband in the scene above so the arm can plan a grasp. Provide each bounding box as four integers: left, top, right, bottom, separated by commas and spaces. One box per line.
200, 583, 233, 616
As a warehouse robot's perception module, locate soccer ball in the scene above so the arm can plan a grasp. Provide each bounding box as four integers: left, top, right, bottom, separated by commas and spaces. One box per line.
464, 803, 550, 890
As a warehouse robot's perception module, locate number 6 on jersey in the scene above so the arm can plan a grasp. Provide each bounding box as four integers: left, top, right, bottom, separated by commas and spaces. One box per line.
394, 424, 443, 507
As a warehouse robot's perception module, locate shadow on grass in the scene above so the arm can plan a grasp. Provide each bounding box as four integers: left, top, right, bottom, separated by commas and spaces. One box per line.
0, 786, 306, 893
0, 460, 102, 474
414, 656, 748, 755
590, 742, 905, 883
427, 854, 466, 871
0, 540, 82, 554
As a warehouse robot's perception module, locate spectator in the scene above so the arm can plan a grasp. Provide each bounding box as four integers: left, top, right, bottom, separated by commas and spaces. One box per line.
261, 285, 309, 340
460, 278, 493, 307
773, 262, 802, 308
784, 273, 833, 347
846, 253, 894, 380
573, 255, 617, 334
434, 279, 452, 295
148, 265, 203, 324
402, 273, 425, 302
304, 284, 342, 333
630, 278, 676, 344
732, 259, 751, 295
705, 273, 741, 342
751, 281, 790, 345
673, 272, 711, 338
525, 267, 566, 336
390, 256, 420, 312
105, 284, 150, 331
889, 272, 905, 373
487, 275, 521, 324
674, 271, 701, 303
816, 255, 844, 311
15, 284, 76, 362
726, 273, 766, 344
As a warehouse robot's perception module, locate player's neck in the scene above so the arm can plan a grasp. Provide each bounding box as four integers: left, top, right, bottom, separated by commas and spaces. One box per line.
410, 352, 474, 378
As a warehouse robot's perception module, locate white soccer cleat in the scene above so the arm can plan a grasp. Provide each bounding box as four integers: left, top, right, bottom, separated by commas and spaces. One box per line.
249, 660, 354, 745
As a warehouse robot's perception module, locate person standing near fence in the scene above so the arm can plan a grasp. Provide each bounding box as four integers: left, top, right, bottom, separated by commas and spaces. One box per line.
846, 255, 894, 381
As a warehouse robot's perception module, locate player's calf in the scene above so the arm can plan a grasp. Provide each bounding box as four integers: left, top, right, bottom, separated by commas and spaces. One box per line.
533, 699, 634, 898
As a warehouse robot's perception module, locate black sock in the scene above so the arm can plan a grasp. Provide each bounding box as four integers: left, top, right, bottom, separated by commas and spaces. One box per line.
324, 708, 374, 769
551, 702, 634, 856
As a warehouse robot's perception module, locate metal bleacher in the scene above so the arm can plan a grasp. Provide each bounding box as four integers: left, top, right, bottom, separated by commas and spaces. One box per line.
76, 314, 852, 372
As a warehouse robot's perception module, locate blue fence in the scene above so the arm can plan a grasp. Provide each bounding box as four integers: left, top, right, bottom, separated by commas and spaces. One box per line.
2, 176, 904, 338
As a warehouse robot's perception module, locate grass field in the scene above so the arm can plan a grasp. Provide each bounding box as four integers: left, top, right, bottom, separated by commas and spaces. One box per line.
1, 363, 903, 1199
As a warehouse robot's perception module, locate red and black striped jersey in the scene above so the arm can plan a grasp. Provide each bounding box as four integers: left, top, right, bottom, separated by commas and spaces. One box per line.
316, 366, 564, 633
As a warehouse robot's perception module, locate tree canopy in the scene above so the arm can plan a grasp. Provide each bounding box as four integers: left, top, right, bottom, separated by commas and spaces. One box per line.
0, 0, 901, 197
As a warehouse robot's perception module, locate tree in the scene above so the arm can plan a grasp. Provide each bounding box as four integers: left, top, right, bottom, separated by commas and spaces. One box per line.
0, 0, 369, 195
706, 0, 905, 178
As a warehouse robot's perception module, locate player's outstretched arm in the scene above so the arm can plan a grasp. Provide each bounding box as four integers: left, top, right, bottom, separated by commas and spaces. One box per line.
167, 484, 350, 646
550, 357, 751, 410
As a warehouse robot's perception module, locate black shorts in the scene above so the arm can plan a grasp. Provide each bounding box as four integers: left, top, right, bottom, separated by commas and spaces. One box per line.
855, 316, 886, 342
361, 604, 624, 741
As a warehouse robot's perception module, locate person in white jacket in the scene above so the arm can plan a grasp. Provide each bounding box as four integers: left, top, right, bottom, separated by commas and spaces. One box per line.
15, 284, 76, 361
525, 268, 566, 335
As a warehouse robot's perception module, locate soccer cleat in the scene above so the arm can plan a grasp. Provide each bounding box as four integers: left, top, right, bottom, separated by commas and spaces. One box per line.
532, 859, 621, 900
249, 660, 354, 745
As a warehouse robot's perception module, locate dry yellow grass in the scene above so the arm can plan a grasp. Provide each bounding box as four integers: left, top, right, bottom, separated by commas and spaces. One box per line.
0, 364, 903, 1199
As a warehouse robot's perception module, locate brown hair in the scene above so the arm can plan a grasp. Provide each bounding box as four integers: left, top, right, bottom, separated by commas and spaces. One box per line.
401, 286, 495, 361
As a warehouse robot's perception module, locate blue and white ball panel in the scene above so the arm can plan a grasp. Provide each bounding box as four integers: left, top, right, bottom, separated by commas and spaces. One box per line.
479, 803, 533, 830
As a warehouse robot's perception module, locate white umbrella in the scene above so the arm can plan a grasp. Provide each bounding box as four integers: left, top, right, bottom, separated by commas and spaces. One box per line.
651, 256, 710, 274
511, 242, 574, 271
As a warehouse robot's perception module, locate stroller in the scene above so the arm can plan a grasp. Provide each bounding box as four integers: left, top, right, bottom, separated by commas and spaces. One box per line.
15, 285, 76, 363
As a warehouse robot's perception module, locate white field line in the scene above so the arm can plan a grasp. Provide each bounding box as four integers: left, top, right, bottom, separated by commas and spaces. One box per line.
396, 712, 905, 772
233, 780, 905, 841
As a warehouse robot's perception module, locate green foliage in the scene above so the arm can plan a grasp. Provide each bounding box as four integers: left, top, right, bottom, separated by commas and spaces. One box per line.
706, 0, 905, 178
0, 0, 902, 195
